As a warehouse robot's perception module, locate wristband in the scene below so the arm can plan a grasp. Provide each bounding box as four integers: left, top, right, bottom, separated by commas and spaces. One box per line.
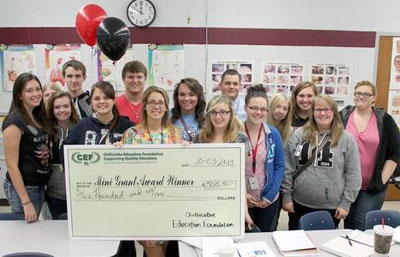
22, 200, 31, 206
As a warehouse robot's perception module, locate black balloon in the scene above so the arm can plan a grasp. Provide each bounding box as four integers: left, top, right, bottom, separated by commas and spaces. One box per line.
97, 17, 130, 61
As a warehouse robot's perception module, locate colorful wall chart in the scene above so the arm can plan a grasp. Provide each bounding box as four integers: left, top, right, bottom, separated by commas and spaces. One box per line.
0, 45, 36, 92
44, 44, 81, 87
262, 62, 305, 95
309, 64, 351, 97
148, 45, 184, 91
210, 61, 254, 95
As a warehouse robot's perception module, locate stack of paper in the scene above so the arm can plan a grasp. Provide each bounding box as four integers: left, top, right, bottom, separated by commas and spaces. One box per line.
272, 230, 319, 256
320, 230, 374, 257
236, 242, 276, 257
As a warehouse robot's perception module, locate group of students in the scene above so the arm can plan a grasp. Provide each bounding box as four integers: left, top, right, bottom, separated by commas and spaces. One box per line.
2, 58, 400, 257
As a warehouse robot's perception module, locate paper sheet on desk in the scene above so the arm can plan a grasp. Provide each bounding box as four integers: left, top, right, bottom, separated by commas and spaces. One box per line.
394, 226, 400, 244
202, 237, 239, 257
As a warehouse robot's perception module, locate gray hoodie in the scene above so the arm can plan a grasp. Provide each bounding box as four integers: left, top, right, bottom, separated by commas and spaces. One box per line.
281, 127, 361, 211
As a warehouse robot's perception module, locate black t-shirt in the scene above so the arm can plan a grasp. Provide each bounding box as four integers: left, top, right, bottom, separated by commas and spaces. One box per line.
3, 114, 51, 185
291, 117, 309, 129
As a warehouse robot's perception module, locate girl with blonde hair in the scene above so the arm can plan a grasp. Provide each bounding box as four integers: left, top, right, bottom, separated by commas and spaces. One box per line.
282, 94, 361, 230
267, 93, 293, 146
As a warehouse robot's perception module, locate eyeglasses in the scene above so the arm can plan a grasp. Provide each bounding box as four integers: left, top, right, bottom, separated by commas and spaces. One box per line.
248, 106, 268, 113
354, 91, 373, 98
146, 100, 165, 107
314, 107, 332, 114
209, 110, 231, 117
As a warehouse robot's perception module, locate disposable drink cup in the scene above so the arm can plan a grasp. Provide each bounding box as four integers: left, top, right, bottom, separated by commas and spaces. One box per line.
373, 224, 394, 257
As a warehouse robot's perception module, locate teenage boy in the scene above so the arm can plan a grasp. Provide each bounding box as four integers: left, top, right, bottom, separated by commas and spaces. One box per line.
62, 60, 92, 119
116, 61, 147, 124
220, 69, 246, 122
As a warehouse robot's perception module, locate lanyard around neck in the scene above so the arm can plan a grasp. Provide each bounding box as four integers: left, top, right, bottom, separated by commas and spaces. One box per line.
147, 127, 164, 144
245, 123, 263, 174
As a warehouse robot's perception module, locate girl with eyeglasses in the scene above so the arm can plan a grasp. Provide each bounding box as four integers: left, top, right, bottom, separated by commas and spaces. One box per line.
193, 95, 255, 230
122, 86, 181, 257
340, 81, 400, 230
3, 73, 53, 223
170, 78, 206, 142
243, 85, 285, 232
282, 94, 361, 230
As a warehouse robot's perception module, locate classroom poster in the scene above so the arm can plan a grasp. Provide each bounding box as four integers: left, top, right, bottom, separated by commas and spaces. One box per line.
387, 90, 400, 127
210, 61, 254, 95
389, 37, 400, 90
44, 44, 81, 87
98, 46, 135, 92
0, 115, 5, 159
309, 64, 351, 97
148, 45, 184, 90
262, 62, 305, 95
0, 45, 36, 92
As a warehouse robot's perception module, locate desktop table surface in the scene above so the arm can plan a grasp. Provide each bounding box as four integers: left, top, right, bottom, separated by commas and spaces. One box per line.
179, 229, 400, 257
0, 220, 120, 257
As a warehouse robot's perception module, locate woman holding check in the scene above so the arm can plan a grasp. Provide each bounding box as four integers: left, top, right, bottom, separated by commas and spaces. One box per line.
122, 86, 181, 257
281, 94, 361, 230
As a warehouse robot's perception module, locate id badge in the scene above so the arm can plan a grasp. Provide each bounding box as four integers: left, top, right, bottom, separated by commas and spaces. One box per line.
294, 144, 303, 157
248, 176, 259, 191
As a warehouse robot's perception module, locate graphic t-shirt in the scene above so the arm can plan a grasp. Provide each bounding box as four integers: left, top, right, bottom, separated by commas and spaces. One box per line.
2, 114, 50, 185
174, 114, 200, 142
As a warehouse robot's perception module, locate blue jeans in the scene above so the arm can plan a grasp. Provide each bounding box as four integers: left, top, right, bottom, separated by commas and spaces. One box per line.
3, 179, 45, 215
248, 199, 280, 232
344, 189, 386, 230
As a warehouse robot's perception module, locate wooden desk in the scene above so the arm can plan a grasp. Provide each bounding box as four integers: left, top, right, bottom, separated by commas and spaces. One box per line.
179, 229, 400, 256
0, 220, 119, 257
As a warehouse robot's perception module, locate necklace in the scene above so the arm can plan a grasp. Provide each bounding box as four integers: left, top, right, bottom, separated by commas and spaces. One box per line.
127, 99, 141, 120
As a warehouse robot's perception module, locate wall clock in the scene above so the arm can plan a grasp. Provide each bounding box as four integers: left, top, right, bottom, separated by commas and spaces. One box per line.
127, 0, 156, 28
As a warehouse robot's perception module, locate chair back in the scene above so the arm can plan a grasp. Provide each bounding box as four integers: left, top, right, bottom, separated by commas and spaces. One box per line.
0, 213, 25, 220
57, 213, 68, 220
2, 252, 54, 257
298, 210, 336, 230
364, 210, 400, 230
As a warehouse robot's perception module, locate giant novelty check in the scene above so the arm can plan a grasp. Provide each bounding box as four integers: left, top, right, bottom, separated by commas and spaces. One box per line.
64, 144, 245, 239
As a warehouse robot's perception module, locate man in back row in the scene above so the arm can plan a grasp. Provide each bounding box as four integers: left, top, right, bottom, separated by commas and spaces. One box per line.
116, 61, 147, 124
220, 69, 247, 122
62, 60, 92, 119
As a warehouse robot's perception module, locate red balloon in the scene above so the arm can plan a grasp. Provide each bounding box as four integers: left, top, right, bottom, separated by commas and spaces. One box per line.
76, 4, 107, 46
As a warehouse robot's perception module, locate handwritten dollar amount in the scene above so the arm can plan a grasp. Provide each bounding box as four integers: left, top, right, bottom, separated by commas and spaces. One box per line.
201, 180, 236, 189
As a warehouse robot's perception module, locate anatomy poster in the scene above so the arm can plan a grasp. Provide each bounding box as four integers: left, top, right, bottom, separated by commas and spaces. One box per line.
148, 45, 184, 91
98, 46, 135, 92
309, 64, 351, 96
389, 38, 400, 90
210, 60, 254, 95
388, 90, 400, 127
45, 44, 81, 88
262, 62, 305, 95
0, 45, 36, 92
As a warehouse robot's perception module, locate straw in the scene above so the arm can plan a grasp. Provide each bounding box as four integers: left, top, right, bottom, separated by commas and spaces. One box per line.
382, 217, 385, 229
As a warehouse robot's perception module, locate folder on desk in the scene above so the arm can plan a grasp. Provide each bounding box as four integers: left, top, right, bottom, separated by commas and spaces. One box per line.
272, 230, 319, 256
320, 230, 374, 257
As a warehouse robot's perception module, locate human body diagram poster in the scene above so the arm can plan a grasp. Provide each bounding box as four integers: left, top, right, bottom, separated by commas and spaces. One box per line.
148, 45, 184, 91
0, 45, 36, 92
44, 44, 81, 87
